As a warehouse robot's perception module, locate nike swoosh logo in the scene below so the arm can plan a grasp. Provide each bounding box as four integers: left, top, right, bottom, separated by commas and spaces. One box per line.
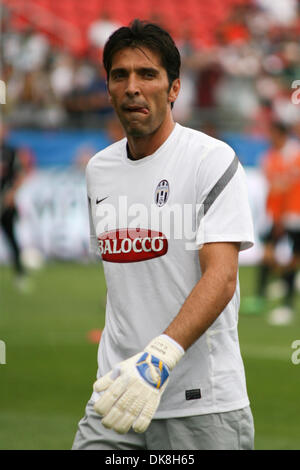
96, 196, 109, 204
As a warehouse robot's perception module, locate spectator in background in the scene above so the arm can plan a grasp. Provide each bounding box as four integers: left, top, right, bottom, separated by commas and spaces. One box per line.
88, 11, 121, 51
254, 0, 298, 27
280, 41, 300, 85
215, 39, 261, 124
3, 25, 50, 73
63, 63, 112, 127
173, 22, 200, 124
0, 123, 30, 291
14, 27, 50, 73
50, 53, 76, 100
217, 4, 251, 46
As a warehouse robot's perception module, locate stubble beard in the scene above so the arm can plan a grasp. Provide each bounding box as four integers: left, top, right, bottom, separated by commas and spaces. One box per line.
119, 109, 168, 139
118, 112, 152, 138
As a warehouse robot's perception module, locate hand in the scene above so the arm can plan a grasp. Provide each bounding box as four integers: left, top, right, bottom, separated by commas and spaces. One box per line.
93, 335, 184, 434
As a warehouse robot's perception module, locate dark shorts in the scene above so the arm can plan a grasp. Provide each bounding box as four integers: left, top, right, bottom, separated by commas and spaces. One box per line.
261, 224, 283, 245
287, 230, 300, 255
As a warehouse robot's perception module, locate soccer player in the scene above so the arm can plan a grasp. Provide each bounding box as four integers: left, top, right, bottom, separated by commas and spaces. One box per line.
242, 121, 289, 314
0, 123, 27, 288
268, 137, 300, 325
242, 121, 300, 319
72, 20, 255, 450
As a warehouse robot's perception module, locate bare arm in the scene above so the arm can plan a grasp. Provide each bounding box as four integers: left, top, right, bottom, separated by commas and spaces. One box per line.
164, 242, 240, 350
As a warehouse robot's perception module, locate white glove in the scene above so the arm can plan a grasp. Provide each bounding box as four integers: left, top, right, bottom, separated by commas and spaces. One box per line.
93, 335, 184, 434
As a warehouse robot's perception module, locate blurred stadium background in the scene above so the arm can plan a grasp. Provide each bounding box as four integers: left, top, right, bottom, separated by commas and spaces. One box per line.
1, 0, 300, 450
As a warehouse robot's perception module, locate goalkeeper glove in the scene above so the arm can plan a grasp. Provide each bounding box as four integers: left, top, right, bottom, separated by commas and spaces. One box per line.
93, 334, 184, 434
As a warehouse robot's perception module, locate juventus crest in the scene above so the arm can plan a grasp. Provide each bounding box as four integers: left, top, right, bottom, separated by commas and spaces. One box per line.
155, 179, 170, 207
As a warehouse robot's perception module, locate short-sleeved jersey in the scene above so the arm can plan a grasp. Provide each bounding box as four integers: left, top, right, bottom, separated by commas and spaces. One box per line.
87, 123, 254, 418
281, 143, 300, 228
261, 139, 300, 224
284, 152, 300, 215
261, 148, 287, 223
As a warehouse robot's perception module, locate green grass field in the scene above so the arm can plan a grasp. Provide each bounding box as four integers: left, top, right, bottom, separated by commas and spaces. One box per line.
0, 262, 299, 450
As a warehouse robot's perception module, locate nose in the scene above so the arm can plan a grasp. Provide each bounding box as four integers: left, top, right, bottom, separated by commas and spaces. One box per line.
125, 74, 140, 98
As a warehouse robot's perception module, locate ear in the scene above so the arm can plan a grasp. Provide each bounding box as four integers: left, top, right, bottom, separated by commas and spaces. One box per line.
168, 78, 181, 105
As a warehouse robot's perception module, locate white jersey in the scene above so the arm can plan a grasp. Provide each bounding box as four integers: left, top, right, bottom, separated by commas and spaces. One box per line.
87, 123, 254, 418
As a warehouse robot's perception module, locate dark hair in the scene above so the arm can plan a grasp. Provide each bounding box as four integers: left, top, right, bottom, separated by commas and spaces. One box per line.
103, 19, 181, 89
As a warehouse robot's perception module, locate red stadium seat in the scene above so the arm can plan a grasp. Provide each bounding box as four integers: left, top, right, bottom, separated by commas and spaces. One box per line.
3, 0, 253, 55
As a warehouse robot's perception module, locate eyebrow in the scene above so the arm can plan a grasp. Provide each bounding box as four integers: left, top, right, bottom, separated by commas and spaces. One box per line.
110, 67, 160, 77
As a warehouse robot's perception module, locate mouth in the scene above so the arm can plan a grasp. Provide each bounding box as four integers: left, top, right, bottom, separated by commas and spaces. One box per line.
122, 104, 149, 115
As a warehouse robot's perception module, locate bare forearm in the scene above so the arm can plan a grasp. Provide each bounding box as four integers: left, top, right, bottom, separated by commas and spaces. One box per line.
164, 267, 237, 351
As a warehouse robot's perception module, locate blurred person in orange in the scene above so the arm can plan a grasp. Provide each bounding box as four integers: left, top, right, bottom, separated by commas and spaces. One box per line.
267, 141, 300, 324
242, 121, 300, 315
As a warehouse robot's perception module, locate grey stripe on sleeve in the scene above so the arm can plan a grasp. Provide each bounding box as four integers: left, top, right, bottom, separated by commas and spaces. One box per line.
203, 154, 239, 215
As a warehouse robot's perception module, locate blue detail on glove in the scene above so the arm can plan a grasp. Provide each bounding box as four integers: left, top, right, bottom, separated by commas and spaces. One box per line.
136, 353, 169, 389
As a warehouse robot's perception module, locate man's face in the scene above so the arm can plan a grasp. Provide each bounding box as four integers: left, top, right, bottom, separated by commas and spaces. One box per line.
107, 46, 178, 137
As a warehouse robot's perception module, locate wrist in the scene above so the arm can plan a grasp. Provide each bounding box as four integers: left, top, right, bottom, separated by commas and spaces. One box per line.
160, 334, 185, 354
145, 334, 184, 371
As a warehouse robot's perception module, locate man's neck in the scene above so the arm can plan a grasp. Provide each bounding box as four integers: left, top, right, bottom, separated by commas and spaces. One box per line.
126, 118, 176, 160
